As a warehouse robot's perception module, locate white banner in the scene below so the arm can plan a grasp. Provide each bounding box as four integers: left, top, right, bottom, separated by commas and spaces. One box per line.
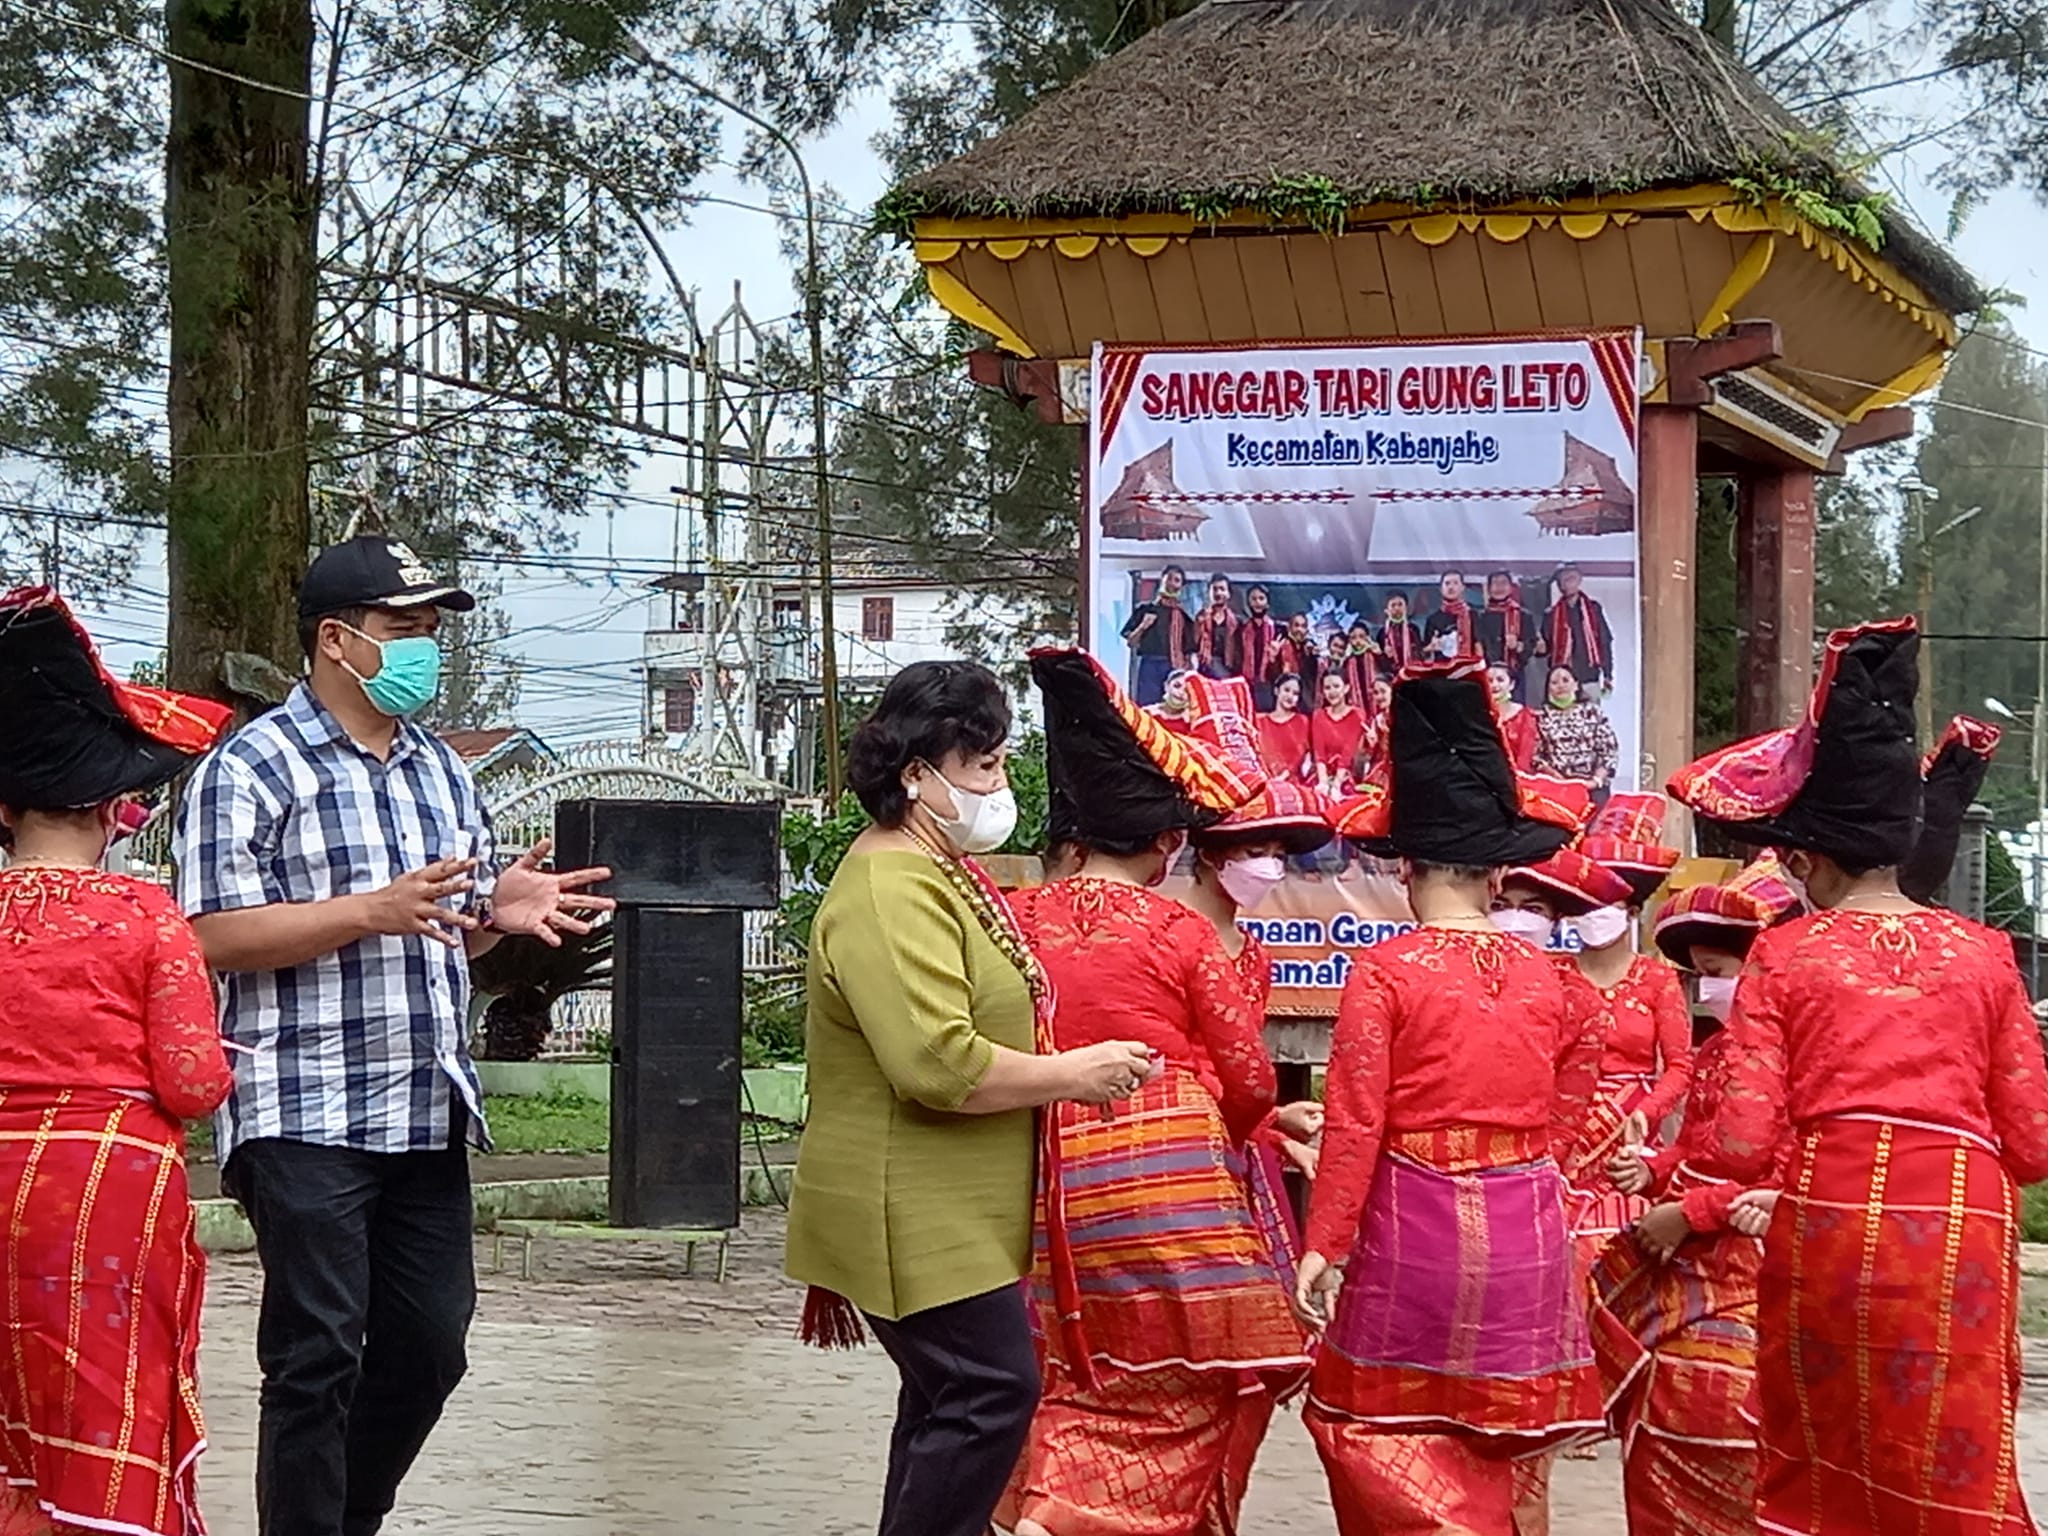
1088, 334, 1644, 1012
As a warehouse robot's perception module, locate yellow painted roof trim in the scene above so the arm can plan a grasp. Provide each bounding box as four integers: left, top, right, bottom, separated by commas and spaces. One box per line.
923, 265, 1035, 358
1850, 351, 1951, 422
1696, 234, 1774, 339
909, 182, 1960, 346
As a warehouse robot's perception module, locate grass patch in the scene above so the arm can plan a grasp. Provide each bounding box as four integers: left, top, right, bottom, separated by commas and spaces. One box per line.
2024, 1273, 2048, 1339
483, 1090, 609, 1154
2025, 1182, 2048, 1245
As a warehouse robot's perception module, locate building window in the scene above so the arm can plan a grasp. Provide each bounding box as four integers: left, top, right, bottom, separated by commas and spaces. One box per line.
663, 681, 697, 735
772, 598, 804, 628
862, 597, 895, 642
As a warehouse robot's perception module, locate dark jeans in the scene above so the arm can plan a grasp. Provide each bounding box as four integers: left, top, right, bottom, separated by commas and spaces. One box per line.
225, 1127, 475, 1536
863, 1283, 1040, 1536
1134, 653, 1171, 707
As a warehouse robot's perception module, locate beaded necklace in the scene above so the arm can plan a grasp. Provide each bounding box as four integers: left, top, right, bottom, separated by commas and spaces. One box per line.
902, 827, 1051, 1019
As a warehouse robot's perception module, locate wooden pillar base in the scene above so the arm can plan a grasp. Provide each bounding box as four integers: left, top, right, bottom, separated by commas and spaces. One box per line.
1735, 467, 1817, 734
1639, 403, 1700, 821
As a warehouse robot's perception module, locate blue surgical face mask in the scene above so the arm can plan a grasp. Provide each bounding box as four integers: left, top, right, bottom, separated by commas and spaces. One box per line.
339, 623, 443, 718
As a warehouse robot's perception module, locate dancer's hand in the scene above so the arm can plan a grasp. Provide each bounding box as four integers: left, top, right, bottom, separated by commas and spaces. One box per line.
1729, 1188, 1781, 1238
1277, 1138, 1319, 1179
1275, 1101, 1324, 1142
1634, 1201, 1691, 1262
1607, 1110, 1652, 1193
1293, 1251, 1339, 1332
1606, 1148, 1651, 1195
1058, 1041, 1155, 1105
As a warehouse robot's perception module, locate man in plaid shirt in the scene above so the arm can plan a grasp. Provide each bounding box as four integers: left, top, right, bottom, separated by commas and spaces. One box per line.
176, 537, 611, 1536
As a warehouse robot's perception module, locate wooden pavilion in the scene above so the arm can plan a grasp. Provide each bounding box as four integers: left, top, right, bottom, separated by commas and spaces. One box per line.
882, 0, 1982, 802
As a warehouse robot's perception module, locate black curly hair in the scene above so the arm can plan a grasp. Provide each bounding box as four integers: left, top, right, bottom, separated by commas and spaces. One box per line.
845, 661, 1012, 826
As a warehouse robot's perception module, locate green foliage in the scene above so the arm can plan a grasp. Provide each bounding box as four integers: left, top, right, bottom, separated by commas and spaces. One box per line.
743, 974, 806, 1067
1257, 174, 1351, 236
484, 1089, 609, 1155
0, 0, 910, 606
777, 791, 870, 956
1177, 190, 1235, 226
1987, 835, 2036, 936
1693, 479, 1739, 753
1918, 329, 2048, 833
2024, 1179, 2048, 1244
1727, 162, 1890, 251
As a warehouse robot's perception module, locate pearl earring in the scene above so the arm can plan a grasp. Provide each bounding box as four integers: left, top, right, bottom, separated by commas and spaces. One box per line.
906, 784, 920, 801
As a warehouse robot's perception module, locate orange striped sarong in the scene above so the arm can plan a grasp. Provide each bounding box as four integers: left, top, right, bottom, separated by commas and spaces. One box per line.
1755, 1116, 2037, 1536
1011, 1072, 1307, 1533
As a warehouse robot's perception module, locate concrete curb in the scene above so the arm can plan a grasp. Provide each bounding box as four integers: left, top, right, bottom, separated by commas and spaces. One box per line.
195, 1169, 793, 1254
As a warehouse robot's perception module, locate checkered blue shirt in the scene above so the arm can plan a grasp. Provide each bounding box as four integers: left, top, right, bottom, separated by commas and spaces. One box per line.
175, 684, 495, 1161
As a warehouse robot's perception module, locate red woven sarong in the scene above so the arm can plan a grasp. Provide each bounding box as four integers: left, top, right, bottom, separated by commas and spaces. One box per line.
1755, 1116, 2037, 1536
1589, 1164, 1762, 1536
0, 1091, 207, 1536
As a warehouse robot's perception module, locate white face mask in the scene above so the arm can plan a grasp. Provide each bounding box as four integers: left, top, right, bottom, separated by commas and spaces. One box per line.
923, 768, 1018, 854
1218, 853, 1287, 910
1696, 975, 1738, 1021
1571, 904, 1631, 950
1490, 907, 1554, 944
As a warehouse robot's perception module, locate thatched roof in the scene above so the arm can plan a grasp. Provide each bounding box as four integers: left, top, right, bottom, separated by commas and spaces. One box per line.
890, 0, 1980, 315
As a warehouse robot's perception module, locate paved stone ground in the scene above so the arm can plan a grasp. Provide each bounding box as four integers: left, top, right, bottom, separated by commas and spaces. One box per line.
184, 1211, 2048, 1535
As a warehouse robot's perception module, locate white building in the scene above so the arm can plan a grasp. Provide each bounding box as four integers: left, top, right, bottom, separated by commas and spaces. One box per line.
641, 563, 1046, 790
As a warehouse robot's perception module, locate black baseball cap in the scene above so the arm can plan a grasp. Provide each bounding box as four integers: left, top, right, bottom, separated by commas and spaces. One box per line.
298, 537, 477, 620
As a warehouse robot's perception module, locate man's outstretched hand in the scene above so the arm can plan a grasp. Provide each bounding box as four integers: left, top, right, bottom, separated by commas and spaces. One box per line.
488, 836, 616, 947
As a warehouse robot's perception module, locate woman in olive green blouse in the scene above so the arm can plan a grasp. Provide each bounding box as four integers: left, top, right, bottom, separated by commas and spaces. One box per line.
787, 660, 1151, 1536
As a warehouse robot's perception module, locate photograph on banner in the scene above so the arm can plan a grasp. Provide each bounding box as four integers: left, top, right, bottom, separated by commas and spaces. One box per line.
1090, 333, 1643, 1015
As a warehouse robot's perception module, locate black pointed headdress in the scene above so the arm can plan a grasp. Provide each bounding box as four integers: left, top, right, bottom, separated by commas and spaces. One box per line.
0, 586, 232, 810
1030, 648, 1260, 848
1671, 619, 1998, 874
1335, 659, 1582, 867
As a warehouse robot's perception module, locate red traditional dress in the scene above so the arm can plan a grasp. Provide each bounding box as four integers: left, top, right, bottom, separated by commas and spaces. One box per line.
1705, 909, 2048, 1536
1498, 703, 1540, 772
1588, 1028, 1769, 1536
1558, 955, 1693, 1276
1309, 706, 1367, 793
1256, 711, 1313, 784
1303, 928, 1605, 1535
1009, 878, 1307, 1535
0, 867, 234, 1536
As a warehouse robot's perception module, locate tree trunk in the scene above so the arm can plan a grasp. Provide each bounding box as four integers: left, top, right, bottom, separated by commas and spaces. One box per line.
164, 0, 316, 704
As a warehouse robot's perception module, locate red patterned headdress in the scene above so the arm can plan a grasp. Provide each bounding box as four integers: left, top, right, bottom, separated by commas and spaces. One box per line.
1580, 789, 1680, 904
1031, 648, 1260, 849
1183, 675, 1334, 855
0, 585, 232, 809
1652, 852, 1808, 969
1504, 846, 1634, 918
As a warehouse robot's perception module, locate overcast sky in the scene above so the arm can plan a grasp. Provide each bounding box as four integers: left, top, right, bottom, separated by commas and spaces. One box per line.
71, 93, 2048, 747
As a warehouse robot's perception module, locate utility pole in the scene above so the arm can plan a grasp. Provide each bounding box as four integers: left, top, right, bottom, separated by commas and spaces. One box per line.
604, 19, 844, 802
1903, 474, 1938, 744
2036, 420, 2047, 985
